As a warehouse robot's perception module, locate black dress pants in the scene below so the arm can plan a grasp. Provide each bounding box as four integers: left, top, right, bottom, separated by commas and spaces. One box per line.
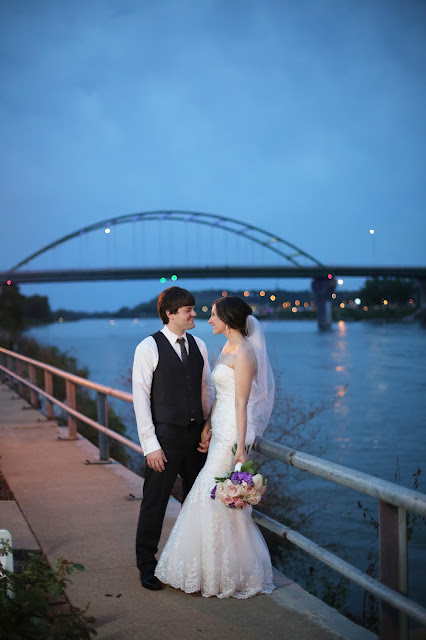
135, 421, 206, 574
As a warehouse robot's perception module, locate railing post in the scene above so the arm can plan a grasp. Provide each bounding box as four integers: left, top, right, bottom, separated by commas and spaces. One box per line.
6, 355, 14, 387
65, 380, 77, 439
379, 500, 408, 640
16, 359, 24, 397
28, 364, 38, 408
96, 392, 110, 462
44, 370, 54, 420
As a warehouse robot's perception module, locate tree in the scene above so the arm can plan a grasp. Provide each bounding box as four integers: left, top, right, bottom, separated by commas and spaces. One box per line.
360, 277, 416, 306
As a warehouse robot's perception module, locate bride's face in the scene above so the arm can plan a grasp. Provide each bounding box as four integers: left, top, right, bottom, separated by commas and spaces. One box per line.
208, 304, 226, 335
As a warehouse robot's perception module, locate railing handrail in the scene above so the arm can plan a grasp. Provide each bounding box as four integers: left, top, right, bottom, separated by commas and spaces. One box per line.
0, 347, 132, 403
254, 438, 426, 518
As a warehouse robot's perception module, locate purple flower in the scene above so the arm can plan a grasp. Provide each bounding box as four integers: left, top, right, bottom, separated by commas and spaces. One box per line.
230, 471, 254, 487
210, 485, 217, 500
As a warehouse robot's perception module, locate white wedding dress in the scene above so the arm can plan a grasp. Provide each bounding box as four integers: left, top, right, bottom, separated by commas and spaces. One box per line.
155, 363, 274, 598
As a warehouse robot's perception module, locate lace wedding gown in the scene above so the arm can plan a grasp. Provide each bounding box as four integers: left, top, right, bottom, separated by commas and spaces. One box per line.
155, 363, 274, 598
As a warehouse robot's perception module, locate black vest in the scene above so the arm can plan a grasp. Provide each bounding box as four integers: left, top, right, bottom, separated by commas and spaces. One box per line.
150, 331, 204, 426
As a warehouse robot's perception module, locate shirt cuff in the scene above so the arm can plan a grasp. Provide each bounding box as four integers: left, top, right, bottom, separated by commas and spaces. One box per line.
141, 435, 162, 456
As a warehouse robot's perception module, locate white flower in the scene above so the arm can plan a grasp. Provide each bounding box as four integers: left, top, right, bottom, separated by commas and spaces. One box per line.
252, 474, 264, 491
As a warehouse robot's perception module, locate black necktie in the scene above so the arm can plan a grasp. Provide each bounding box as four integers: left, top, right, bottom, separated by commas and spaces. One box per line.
177, 338, 189, 366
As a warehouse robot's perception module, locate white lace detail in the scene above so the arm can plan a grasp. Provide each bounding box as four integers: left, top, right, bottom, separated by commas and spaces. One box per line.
155, 364, 274, 598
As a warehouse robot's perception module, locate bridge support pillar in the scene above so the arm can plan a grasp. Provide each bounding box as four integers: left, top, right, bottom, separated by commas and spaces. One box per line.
418, 278, 426, 328
312, 277, 335, 331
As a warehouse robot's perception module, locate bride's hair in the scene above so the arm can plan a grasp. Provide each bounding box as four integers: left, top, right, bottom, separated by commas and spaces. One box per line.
213, 296, 253, 336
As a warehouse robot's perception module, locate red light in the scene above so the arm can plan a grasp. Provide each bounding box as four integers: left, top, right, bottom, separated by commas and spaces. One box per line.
327, 274, 332, 279
6, 280, 12, 285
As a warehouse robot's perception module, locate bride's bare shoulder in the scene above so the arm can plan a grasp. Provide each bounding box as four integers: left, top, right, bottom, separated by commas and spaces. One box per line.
234, 341, 256, 366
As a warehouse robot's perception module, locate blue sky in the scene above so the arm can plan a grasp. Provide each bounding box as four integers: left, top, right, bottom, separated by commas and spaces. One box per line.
1, 0, 425, 311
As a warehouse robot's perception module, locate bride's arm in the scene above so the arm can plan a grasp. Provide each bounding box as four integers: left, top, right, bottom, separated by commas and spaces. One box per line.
198, 399, 216, 452
233, 348, 255, 467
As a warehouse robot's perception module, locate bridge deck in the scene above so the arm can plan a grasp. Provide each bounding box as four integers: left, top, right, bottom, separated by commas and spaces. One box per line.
0, 382, 376, 640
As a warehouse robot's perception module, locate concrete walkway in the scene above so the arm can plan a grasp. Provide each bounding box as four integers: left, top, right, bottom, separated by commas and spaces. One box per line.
0, 381, 376, 640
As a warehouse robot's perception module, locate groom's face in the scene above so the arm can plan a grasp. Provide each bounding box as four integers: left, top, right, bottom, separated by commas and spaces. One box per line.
167, 305, 196, 335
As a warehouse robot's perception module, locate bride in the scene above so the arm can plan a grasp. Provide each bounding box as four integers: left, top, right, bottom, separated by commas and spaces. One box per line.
155, 296, 275, 598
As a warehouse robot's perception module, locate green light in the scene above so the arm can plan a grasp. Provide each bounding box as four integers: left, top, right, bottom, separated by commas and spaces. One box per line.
171, 274, 178, 281
160, 277, 166, 283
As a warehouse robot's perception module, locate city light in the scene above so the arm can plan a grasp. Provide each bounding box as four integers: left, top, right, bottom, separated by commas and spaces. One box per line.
202, 306, 208, 312
304, 302, 309, 308
363, 305, 368, 311
160, 277, 166, 283
292, 307, 297, 313
337, 279, 344, 285
383, 299, 388, 305
369, 229, 375, 235
340, 302, 345, 308
6, 280, 11, 285
133, 318, 139, 324
295, 300, 300, 306
354, 298, 361, 305
222, 291, 228, 297
243, 291, 249, 297
109, 320, 115, 325
171, 275, 178, 281
105, 228, 111, 234
327, 274, 333, 279
270, 295, 276, 301
260, 291, 265, 297
332, 293, 336, 299
58, 317, 64, 323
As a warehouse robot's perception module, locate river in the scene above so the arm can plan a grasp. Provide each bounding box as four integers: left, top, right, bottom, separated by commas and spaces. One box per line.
28, 317, 426, 620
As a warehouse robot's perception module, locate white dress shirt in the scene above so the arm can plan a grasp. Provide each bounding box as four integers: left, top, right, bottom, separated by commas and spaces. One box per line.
132, 325, 213, 455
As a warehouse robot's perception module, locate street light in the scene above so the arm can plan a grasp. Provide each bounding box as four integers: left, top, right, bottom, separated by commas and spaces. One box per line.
369, 229, 375, 264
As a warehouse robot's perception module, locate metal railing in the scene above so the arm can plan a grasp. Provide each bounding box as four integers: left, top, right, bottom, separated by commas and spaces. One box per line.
1, 346, 425, 639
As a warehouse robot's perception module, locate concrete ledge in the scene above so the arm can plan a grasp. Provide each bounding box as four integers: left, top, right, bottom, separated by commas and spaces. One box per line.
271, 585, 377, 640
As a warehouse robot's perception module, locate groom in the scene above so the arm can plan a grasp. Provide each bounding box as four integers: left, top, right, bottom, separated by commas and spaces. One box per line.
132, 286, 212, 590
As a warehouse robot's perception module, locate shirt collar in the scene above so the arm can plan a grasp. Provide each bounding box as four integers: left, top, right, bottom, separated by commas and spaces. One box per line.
161, 324, 187, 346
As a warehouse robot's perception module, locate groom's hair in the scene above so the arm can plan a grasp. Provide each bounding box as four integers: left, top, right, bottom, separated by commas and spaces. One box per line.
158, 287, 195, 324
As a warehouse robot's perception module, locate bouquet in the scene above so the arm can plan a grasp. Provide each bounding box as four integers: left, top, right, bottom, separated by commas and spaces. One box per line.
210, 455, 267, 510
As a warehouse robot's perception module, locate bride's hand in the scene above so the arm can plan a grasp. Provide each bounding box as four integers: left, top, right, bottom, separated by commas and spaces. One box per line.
197, 424, 212, 453
233, 446, 248, 468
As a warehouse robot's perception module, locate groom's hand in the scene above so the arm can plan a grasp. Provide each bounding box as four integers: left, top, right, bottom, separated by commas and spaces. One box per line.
197, 428, 212, 453
146, 449, 168, 472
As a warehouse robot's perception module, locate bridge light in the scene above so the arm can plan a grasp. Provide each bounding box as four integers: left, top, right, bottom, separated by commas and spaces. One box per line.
104, 228, 111, 234
160, 277, 166, 283
6, 280, 11, 285
171, 275, 178, 281
327, 274, 332, 279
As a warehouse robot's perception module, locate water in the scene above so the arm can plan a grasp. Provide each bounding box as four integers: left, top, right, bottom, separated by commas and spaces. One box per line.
28, 317, 426, 616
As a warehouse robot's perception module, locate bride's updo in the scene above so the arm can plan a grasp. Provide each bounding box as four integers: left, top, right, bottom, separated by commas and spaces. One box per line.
213, 296, 253, 336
